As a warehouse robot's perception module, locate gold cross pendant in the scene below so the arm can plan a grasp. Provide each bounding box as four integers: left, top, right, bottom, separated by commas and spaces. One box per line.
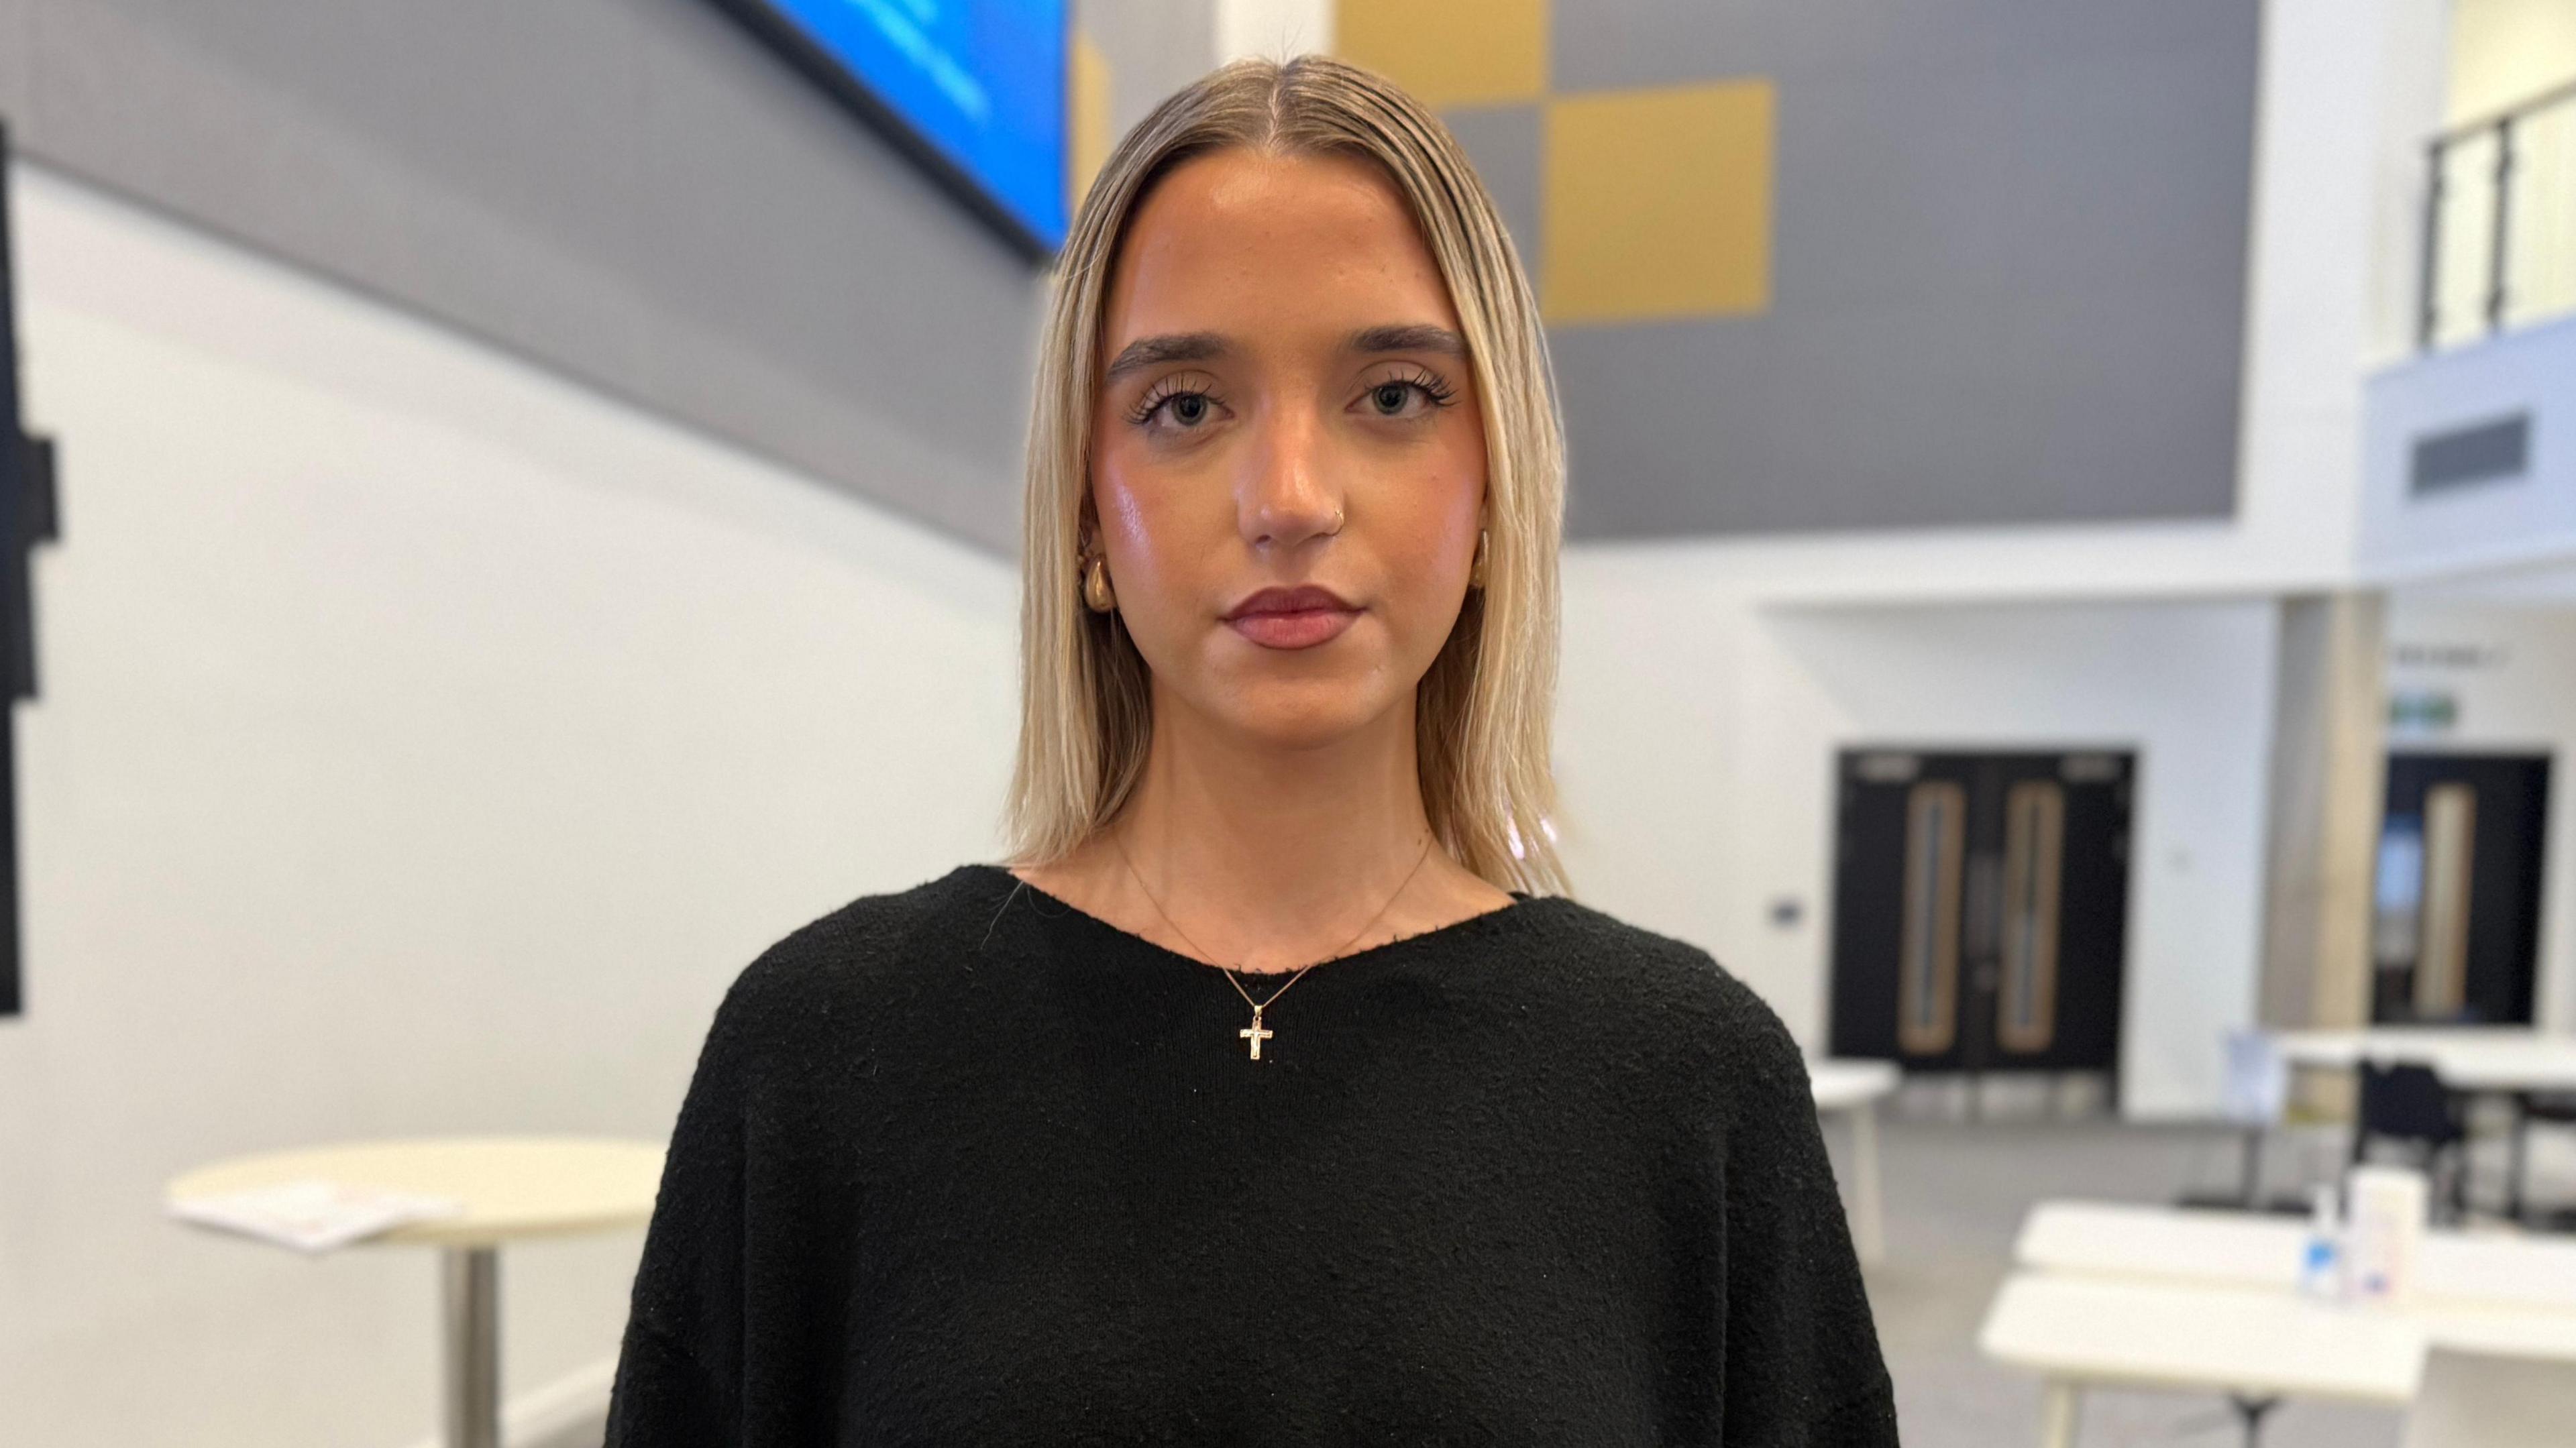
1239, 1009, 1273, 1060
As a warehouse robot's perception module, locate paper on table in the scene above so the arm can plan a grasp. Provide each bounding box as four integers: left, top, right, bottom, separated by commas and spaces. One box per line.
166, 1178, 464, 1254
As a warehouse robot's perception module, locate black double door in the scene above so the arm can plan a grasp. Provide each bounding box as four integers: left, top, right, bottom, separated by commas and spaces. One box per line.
2371, 752, 2551, 1025
1828, 750, 2135, 1084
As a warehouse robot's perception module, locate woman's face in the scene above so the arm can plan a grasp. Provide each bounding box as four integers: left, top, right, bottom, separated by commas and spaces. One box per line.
1089, 146, 1489, 753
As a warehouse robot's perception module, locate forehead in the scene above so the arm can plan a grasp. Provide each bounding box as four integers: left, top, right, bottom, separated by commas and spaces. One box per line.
1099, 148, 1462, 355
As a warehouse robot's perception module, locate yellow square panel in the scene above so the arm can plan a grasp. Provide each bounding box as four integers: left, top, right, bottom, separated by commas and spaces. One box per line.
1335, 0, 1548, 109
1067, 34, 1114, 217
1544, 80, 1776, 325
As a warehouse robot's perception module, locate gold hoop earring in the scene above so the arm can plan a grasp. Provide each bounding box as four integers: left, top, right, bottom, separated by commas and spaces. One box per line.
1083, 554, 1117, 613
1468, 529, 1489, 590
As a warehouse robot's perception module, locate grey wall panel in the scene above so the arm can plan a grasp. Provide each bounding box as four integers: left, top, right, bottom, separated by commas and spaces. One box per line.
1440, 104, 1543, 283
1539, 0, 2261, 537
1556, 284, 2247, 537
1081, 0, 1214, 137
1554, 0, 2253, 95
0, 0, 1112, 553
0, 3, 30, 122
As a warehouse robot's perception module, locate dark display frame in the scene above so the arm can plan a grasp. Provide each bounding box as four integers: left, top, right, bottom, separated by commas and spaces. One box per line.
706, 0, 1066, 262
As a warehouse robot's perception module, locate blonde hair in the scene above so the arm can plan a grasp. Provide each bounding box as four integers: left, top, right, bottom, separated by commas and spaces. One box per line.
1004, 54, 1569, 895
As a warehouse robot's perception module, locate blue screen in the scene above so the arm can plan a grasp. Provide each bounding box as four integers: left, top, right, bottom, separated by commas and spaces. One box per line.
753, 0, 1067, 249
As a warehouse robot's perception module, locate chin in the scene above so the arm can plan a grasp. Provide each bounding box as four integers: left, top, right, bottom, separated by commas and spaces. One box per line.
1205, 677, 1409, 752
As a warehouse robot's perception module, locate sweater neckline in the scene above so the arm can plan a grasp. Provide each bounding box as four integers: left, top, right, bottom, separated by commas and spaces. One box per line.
961, 862, 1546, 981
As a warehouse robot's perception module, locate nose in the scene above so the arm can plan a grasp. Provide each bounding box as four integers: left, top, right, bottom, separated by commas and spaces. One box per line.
1236, 400, 1345, 553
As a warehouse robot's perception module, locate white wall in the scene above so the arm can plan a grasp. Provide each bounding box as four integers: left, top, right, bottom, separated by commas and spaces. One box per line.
2385, 598, 2576, 1032
0, 162, 1018, 1448
2448, 0, 2576, 122
1555, 577, 2279, 1118
1216, 0, 1332, 63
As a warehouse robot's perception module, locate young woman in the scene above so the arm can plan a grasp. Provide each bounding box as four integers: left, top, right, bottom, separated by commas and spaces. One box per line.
606, 54, 1898, 1446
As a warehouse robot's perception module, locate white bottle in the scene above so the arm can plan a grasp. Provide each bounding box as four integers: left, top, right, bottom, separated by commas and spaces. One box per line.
2344, 1164, 2429, 1306
2298, 1183, 2345, 1300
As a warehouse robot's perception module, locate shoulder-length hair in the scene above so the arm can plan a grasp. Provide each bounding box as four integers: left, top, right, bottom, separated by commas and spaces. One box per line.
1004, 53, 1569, 896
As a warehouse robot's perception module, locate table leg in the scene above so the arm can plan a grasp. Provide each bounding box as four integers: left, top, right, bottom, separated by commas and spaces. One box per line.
2229, 1394, 2282, 1448
441, 1246, 500, 1448
1848, 1102, 1886, 1269
2508, 1093, 2531, 1223
2039, 1379, 2082, 1448
2449, 1087, 2478, 1224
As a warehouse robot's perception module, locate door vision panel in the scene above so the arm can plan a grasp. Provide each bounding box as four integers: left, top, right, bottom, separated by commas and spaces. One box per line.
2371, 753, 2550, 1025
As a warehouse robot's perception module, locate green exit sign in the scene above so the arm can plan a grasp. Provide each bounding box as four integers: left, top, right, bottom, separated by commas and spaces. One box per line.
2389, 691, 2458, 731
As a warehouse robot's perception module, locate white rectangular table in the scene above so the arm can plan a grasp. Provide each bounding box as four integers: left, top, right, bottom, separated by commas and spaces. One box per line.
2272, 1027, 2576, 1093
1980, 1199, 2576, 1446
2015, 1199, 2576, 1311
2271, 1027, 2576, 1218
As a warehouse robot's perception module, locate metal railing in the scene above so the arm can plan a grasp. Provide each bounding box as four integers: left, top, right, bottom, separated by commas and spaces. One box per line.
2418, 76, 2576, 350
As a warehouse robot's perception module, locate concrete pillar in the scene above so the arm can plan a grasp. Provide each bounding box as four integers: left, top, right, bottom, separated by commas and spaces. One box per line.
2259, 592, 2390, 1111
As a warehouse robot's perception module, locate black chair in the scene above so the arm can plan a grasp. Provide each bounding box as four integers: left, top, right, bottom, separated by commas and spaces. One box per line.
2351, 1060, 2470, 1224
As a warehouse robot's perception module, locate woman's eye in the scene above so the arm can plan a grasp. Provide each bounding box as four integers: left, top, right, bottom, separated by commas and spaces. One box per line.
1134, 384, 1221, 432
1359, 374, 1453, 419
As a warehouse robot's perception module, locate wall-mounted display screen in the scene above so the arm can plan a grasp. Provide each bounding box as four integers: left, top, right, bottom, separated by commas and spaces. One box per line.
716, 0, 1068, 255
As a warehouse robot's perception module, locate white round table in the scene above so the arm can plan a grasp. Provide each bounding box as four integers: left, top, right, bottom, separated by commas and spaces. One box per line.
1809, 1058, 1901, 1268
168, 1136, 663, 1448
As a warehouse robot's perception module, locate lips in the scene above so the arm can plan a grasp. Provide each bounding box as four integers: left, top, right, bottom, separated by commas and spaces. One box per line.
1224, 585, 1361, 651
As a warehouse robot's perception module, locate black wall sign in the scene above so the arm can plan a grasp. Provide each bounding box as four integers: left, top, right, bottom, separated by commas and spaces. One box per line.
1, 117, 62, 1019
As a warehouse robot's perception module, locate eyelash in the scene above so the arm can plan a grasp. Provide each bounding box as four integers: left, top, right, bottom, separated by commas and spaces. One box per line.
1364, 368, 1458, 414
1126, 375, 1224, 428
1123, 368, 1460, 430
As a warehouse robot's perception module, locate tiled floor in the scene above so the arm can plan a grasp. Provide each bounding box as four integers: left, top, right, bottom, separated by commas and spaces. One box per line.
1833, 1105, 2576, 1447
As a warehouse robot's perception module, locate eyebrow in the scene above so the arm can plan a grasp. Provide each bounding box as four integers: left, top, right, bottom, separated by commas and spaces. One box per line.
1103, 331, 1230, 384
1100, 323, 1468, 384
1348, 323, 1466, 357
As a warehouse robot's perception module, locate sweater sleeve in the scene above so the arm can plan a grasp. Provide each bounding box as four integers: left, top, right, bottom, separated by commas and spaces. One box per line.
1716, 983, 1901, 1446
602, 963, 763, 1447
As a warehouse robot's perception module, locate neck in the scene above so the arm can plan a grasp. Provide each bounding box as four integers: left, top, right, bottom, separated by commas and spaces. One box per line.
1113, 687, 1436, 970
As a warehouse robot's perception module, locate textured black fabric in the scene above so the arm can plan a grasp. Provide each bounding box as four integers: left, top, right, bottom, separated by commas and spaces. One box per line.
604, 863, 1899, 1446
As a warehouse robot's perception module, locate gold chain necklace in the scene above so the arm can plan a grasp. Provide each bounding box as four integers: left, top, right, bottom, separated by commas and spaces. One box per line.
1112, 830, 1436, 1061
